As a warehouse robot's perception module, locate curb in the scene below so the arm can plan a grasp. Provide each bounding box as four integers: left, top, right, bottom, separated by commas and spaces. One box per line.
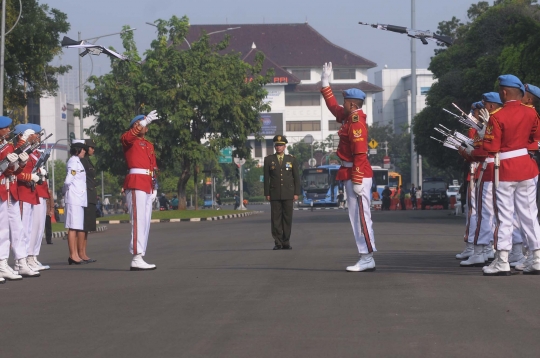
97, 211, 263, 225
51, 225, 108, 239
295, 207, 344, 211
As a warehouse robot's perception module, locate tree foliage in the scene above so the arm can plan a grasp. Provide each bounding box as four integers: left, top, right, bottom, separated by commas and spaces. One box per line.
3, 0, 71, 113
87, 16, 273, 209
414, 0, 540, 174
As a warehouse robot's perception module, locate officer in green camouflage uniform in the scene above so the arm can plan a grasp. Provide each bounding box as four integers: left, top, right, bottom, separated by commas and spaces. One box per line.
264, 135, 300, 250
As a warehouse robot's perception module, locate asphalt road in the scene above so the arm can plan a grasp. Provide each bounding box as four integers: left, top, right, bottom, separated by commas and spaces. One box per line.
2, 206, 540, 358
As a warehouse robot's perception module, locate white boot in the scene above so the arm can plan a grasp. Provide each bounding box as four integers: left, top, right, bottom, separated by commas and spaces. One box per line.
130, 254, 156, 271
515, 252, 533, 271
346, 253, 376, 272
14, 258, 40, 277
522, 250, 540, 275
482, 244, 495, 262
27, 256, 50, 271
460, 245, 486, 267
509, 244, 524, 265
456, 242, 474, 260
0, 277, 4, 284
0, 259, 22, 281
483, 250, 511, 276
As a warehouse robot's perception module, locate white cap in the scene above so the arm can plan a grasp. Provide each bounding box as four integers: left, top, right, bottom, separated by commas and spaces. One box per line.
72, 140, 85, 144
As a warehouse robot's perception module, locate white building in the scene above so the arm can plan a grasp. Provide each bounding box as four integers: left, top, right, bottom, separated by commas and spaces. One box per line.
185, 24, 383, 165
373, 68, 436, 134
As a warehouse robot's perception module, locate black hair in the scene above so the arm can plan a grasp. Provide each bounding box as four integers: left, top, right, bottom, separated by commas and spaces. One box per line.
70, 146, 85, 156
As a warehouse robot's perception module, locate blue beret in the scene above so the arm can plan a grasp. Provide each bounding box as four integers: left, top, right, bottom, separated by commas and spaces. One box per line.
526, 84, 540, 100
482, 92, 503, 105
129, 115, 145, 128
28, 123, 41, 133
0, 116, 12, 129
498, 74, 525, 94
343, 88, 366, 101
13, 124, 31, 135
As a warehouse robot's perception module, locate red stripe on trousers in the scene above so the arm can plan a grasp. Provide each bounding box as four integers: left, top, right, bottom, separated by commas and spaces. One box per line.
473, 182, 484, 245
464, 184, 473, 242
132, 190, 138, 255
492, 183, 499, 249
357, 196, 373, 253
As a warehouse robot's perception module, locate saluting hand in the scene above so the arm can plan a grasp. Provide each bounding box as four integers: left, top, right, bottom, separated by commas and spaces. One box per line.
139, 110, 159, 127
321, 62, 332, 87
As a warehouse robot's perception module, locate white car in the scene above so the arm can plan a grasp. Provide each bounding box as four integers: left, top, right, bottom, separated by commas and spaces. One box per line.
447, 185, 461, 202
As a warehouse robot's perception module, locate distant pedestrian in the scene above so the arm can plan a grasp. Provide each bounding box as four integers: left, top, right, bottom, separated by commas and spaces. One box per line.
171, 195, 179, 210
234, 193, 240, 210
215, 193, 222, 210
410, 184, 417, 210
103, 197, 110, 211
337, 190, 345, 209
382, 186, 392, 211
399, 185, 406, 210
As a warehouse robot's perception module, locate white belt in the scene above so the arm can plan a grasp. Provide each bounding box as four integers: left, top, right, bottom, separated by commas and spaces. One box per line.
341, 161, 353, 168
485, 158, 494, 163
129, 168, 153, 175
499, 148, 527, 160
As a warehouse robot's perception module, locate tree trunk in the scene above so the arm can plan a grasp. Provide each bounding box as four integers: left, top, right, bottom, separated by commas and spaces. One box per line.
177, 158, 191, 210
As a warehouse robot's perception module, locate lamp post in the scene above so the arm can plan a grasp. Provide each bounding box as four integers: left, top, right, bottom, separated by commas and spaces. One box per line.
145, 23, 241, 49
76, 28, 136, 139
0, 0, 22, 115
303, 134, 315, 167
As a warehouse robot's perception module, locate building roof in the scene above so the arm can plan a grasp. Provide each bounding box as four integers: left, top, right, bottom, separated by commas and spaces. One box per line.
286, 81, 383, 93
183, 23, 377, 68
242, 48, 301, 84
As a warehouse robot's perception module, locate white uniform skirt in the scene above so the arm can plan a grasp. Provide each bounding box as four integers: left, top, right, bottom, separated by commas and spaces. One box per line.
65, 204, 85, 231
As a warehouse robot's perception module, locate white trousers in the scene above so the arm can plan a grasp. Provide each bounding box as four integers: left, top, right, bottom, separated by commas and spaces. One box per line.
464, 181, 477, 242
494, 178, 540, 251
28, 198, 46, 256
345, 178, 376, 254
469, 181, 493, 246
20, 202, 35, 253
126, 189, 153, 256
0, 195, 28, 260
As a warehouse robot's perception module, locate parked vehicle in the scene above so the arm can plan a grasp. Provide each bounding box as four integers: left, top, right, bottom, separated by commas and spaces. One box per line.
421, 177, 449, 210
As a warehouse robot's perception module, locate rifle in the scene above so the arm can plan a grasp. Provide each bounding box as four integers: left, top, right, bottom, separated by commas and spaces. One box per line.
358, 22, 454, 46
30, 140, 56, 191
0, 133, 52, 176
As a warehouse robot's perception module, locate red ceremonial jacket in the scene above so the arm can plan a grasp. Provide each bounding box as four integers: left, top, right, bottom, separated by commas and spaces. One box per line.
32, 151, 50, 199
121, 124, 158, 194
483, 101, 540, 181
0, 142, 25, 201
321, 86, 372, 184
16, 142, 39, 205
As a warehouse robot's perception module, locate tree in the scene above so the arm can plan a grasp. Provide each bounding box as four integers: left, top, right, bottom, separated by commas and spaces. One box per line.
87, 16, 273, 210
3, 0, 71, 113
414, 0, 540, 174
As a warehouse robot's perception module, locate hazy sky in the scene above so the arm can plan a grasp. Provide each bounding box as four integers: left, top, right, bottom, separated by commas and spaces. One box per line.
45, 0, 479, 79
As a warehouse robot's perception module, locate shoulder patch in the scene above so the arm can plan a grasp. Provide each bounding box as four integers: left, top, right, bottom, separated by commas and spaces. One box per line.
352, 114, 359, 123
71, 170, 76, 176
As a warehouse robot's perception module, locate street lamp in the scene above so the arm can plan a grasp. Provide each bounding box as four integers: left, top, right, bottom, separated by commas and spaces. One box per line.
76, 28, 136, 140
303, 134, 315, 167
0, 0, 22, 115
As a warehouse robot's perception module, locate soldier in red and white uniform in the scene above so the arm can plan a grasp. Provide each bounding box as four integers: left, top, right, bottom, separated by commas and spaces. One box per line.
320, 62, 376, 272
481, 75, 540, 276
122, 110, 159, 271
0, 123, 39, 279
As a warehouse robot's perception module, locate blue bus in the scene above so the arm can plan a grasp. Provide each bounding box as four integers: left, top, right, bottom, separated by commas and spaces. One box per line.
302, 165, 340, 206
371, 166, 389, 199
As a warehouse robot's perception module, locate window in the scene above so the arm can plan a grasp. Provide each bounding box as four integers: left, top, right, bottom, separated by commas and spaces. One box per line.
285, 94, 320, 106
333, 68, 356, 80
286, 121, 321, 131
420, 87, 431, 95
266, 139, 274, 155
254, 140, 262, 157
328, 120, 342, 130
290, 69, 311, 80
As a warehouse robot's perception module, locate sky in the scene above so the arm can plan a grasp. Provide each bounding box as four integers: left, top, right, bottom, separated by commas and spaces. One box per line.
45, 0, 478, 80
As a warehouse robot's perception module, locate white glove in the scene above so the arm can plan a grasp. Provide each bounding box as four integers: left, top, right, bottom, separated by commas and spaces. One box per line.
353, 183, 364, 196
31, 173, 40, 183
21, 129, 34, 141
150, 190, 158, 202
7, 153, 18, 163
479, 108, 490, 124
478, 125, 486, 139
19, 152, 29, 163
321, 62, 332, 87
39, 167, 47, 176
463, 142, 474, 156
140, 110, 159, 127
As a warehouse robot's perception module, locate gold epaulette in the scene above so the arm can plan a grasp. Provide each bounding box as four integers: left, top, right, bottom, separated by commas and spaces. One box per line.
490, 107, 503, 115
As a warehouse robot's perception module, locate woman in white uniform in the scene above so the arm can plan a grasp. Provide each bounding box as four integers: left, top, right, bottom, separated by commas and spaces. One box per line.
63, 140, 87, 265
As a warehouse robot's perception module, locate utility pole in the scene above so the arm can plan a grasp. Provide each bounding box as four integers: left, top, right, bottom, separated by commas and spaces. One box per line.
410, 0, 418, 187
0, 0, 6, 115
234, 156, 247, 210
78, 32, 84, 139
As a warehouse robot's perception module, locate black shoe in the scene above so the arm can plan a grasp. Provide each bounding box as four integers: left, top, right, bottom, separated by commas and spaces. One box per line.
84, 258, 97, 263
46, 241, 53, 245
282, 245, 292, 250
68, 257, 87, 265
273, 245, 282, 250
